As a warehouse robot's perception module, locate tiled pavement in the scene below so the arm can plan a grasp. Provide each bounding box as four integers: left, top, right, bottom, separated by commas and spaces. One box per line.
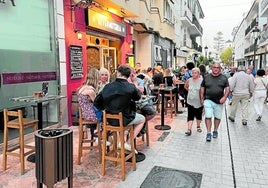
0, 101, 268, 188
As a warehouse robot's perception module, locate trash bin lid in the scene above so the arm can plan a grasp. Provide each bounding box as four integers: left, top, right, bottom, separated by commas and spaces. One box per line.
35, 129, 72, 138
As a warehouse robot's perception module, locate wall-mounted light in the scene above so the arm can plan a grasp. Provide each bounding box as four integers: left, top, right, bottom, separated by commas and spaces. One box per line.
121, 8, 126, 15
74, 30, 82, 40
130, 43, 133, 49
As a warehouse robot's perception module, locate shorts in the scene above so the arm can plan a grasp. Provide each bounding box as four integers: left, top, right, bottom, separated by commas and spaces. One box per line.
203, 99, 223, 119
128, 113, 145, 126
140, 104, 157, 116
187, 104, 203, 121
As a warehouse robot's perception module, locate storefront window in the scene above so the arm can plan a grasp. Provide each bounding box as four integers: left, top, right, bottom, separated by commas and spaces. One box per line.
0, 0, 58, 125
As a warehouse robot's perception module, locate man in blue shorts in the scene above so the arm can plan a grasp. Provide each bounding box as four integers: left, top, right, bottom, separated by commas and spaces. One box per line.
200, 63, 230, 142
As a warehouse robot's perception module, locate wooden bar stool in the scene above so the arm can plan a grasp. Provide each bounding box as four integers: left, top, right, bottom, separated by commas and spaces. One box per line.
163, 89, 177, 118
141, 121, 149, 146
136, 109, 150, 147
2, 109, 38, 174
101, 111, 136, 181
77, 107, 102, 165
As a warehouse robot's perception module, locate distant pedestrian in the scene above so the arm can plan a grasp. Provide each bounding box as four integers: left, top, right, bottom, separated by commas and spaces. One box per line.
228, 65, 254, 125
184, 68, 203, 136
152, 65, 163, 86
249, 65, 256, 77
246, 68, 255, 82
253, 69, 268, 121
227, 72, 235, 105
264, 68, 268, 103
198, 64, 207, 78
200, 63, 230, 142
182, 62, 195, 107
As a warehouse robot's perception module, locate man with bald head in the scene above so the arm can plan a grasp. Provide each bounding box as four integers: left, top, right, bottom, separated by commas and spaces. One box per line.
200, 63, 230, 142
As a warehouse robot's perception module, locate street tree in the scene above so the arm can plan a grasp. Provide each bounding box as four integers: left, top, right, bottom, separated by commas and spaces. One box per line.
213, 32, 225, 53
220, 46, 233, 67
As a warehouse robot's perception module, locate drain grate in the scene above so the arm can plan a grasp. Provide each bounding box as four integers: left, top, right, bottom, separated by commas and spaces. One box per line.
157, 132, 170, 142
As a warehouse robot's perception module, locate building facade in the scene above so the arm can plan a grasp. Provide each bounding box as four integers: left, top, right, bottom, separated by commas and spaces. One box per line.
0, 0, 205, 127
233, 0, 268, 69
0, 0, 67, 128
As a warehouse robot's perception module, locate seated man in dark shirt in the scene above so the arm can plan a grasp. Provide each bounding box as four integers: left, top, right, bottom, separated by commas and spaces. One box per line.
128, 67, 156, 137
94, 65, 145, 152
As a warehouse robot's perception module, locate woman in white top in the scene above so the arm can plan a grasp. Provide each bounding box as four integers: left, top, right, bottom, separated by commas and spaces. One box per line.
253, 69, 268, 121
98, 68, 110, 93
184, 68, 203, 136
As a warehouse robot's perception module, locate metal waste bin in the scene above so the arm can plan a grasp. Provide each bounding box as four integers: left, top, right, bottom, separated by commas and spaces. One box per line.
35, 129, 73, 188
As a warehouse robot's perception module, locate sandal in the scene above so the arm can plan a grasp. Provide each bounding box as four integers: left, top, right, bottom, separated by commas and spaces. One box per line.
197, 126, 202, 133
185, 129, 192, 136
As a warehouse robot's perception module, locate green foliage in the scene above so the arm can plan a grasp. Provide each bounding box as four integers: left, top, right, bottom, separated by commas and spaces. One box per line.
197, 55, 211, 66
173, 68, 181, 77
220, 47, 233, 66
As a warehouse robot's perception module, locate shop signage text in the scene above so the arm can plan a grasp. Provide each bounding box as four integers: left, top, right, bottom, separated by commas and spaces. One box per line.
2, 72, 56, 85
88, 10, 126, 37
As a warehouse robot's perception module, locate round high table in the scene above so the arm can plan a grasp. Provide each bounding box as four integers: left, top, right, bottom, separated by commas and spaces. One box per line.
154, 87, 171, 130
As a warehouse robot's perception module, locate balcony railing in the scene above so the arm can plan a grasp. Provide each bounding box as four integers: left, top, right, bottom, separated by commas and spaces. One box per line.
244, 44, 254, 54
191, 41, 202, 52
259, 25, 268, 43
261, 0, 268, 13
192, 15, 203, 34
245, 18, 258, 36
182, 7, 193, 21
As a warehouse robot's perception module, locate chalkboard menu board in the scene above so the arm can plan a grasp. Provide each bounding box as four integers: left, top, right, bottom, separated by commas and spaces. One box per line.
70, 45, 83, 79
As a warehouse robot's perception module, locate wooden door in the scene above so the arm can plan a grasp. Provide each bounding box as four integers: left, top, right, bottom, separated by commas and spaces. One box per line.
87, 46, 100, 70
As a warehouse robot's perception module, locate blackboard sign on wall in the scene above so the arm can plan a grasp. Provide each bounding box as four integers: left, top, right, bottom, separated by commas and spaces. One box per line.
70, 45, 83, 79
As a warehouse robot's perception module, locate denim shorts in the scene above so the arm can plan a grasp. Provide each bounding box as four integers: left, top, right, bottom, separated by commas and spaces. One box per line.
128, 113, 145, 126
203, 99, 223, 119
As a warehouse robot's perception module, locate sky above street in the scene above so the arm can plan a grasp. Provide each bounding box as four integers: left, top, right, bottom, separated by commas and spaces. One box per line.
199, 0, 254, 47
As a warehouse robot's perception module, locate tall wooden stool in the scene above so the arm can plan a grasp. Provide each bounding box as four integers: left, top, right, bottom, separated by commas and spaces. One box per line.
2, 109, 38, 174
141, 121, 150, 146
101, 111, 136, 181
136, 109, 150, 147
77, 107, 102, 164
164, 89, 177, 118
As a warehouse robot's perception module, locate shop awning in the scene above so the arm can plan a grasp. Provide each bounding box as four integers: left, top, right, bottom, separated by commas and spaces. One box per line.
132, 22, 148, 32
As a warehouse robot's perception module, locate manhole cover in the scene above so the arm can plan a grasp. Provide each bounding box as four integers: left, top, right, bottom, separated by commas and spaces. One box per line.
140, 166, 202, 188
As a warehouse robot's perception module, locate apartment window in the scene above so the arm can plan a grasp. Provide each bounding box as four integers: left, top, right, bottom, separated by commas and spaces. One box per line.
154, 45, 162, 61
164, 0, 174, 24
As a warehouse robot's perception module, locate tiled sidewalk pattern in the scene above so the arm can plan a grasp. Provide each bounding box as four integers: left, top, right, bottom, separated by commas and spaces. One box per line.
0, 102, 268, 187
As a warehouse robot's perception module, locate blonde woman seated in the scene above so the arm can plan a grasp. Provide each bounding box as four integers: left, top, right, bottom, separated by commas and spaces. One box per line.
77, 68, 100, 137
98, 67, 110, 93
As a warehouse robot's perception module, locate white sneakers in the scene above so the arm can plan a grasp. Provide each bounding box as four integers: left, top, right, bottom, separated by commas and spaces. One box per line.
94, 138, 111, 147
179, 96, 184, 100
117, 142, 138, 154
